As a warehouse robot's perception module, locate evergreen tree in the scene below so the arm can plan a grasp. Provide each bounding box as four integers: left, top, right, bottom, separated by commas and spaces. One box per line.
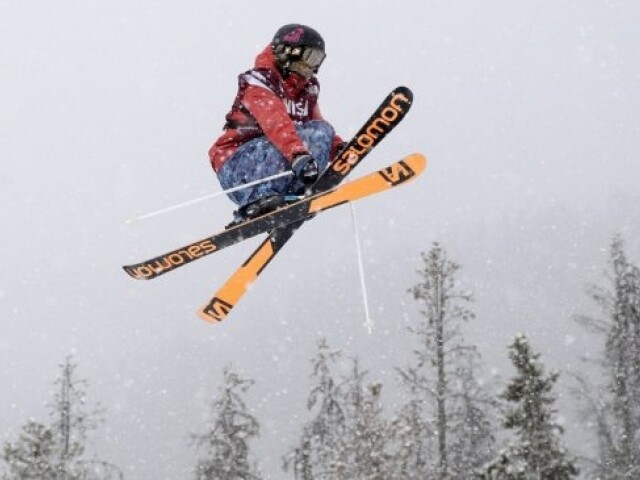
448, 350, 496, 479
50, 357, 103, 475
2, 420, 57, 479
284, 338, 346, 479
286, 341, 393, 479
387, 368, 434, 479
574, 235, 640, 479
334, 360, 390, 480
193, 365, 261, 480
481, 334, 578, 480
2, 357, 114, 480
394, 242, 495, 479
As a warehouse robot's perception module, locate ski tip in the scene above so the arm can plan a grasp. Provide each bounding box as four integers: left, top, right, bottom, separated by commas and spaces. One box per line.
122, 264, 157, 280
395, 152, 427, 177
406, 152, 426, 166
197, 297, 234, 324
122, 265, 145, 280
394, 85, 412, 96
392, 86, 413, 104
411, 152, 427, 172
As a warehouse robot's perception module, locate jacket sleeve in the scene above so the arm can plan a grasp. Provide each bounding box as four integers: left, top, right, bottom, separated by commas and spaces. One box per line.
241, 84, 309, 162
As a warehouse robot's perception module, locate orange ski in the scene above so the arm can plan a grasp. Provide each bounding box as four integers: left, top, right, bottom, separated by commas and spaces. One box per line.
197, 153, 427, 323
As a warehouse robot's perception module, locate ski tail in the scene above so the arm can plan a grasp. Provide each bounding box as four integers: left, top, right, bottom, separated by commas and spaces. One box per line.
197, 152, 426, 323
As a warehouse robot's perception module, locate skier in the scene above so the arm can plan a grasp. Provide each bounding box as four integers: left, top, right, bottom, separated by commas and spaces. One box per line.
208, 24, 344, 225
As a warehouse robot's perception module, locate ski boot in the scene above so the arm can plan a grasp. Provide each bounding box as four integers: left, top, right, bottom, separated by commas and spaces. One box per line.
225, 195, 286, 229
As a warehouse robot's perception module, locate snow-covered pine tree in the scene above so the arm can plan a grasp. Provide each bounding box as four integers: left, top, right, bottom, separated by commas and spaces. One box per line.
334, 359, 390, 480
285, 341, 393, 479
574, 235, 640, 479
50, 356, 104, 476
2, 356, 112, 480
481, 334, 578, 480
284, 338, 346, 479
394, 242, 495, 479
2, 420, 57, 479
387, 368, 434, 479
448, 349, 496, 479
193, 365, 260, 480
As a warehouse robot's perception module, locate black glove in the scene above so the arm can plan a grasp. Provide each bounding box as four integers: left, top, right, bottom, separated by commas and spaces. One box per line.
291, 153, 319, 185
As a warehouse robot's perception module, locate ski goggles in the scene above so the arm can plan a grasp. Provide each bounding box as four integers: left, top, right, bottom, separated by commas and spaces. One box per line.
291, 46, 326, 69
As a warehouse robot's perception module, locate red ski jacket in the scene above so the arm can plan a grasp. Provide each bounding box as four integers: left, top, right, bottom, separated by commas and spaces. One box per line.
208, 45, 343, 172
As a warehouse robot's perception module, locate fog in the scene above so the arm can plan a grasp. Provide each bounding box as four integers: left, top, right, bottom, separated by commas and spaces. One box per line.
1, 1, 639, 478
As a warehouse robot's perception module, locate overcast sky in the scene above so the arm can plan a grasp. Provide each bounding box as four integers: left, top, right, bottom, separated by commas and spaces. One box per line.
1, 1, 639, 478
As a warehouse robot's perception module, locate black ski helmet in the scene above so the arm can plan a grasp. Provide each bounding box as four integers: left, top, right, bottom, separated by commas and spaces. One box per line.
272, 24, 326, 75
272, 24, 325, 51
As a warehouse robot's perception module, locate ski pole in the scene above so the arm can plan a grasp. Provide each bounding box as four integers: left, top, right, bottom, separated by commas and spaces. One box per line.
349, 201, 374, 334
125, 170, 293, 225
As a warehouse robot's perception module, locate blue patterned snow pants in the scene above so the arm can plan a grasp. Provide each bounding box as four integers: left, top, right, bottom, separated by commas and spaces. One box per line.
217, 120, 335, 206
